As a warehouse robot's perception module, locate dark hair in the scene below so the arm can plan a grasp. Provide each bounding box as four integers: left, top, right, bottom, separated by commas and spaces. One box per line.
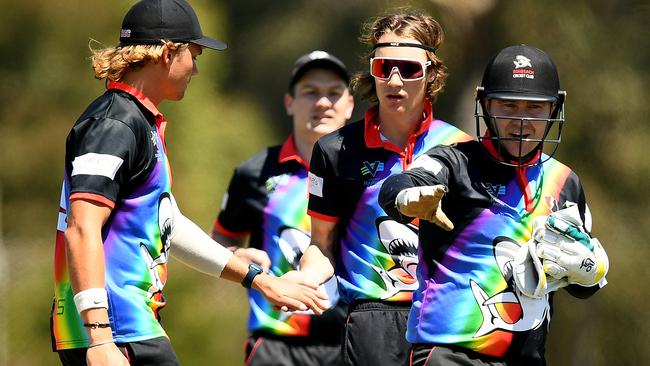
351, 8, 447, 104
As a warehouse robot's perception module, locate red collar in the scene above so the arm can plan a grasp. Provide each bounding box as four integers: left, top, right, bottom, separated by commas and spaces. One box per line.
278, 134, 308, 169
480, 131, 539, 212
107, 81, 167, 141
364, 100, 433, 154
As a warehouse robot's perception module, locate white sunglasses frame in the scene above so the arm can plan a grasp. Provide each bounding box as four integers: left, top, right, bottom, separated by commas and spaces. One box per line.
369, 57, 432, 81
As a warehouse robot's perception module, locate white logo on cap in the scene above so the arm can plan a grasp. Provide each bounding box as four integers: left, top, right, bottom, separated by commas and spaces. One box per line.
309, 50, 329, 60
120, 29, 131, 38
513, 55, 532, 68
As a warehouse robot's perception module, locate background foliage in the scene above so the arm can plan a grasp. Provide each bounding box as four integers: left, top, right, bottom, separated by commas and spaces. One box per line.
1, 0, 648, 364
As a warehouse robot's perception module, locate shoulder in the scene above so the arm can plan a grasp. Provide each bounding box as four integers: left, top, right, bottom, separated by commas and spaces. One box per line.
315, 119, 364, 156
74, 90, 152, 135
233, 145, 282, 180
427, 119, 474, 143
427, 140, 478, 160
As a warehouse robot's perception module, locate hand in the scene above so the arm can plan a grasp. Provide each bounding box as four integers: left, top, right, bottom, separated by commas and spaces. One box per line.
536, 237, 609, 287
253, 273, 329, 315
233, 247, 271, 272
395, 185, 453, 230
512, 238, 569, 298
86, 343, 129, 366
532, 208, 609, 287
279, 270, 338, 312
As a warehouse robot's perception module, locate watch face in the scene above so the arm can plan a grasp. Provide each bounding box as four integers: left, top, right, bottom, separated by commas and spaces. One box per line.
250, 263, 263, 272
243, 263, 264, 289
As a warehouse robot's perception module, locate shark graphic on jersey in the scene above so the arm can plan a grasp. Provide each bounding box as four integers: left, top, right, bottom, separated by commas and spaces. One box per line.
470, 237, 550, 338
140, 193, 172, 302
372, 217, 419, 298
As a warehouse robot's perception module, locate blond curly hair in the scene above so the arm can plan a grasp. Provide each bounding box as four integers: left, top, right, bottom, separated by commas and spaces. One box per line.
90, 40, 187, 81
351, 8, 447, 104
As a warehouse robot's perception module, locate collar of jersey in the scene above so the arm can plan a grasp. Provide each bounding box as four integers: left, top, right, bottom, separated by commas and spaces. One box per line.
278, 134, 308, 169
364, 100, 433, 154
107, 81, 167, 142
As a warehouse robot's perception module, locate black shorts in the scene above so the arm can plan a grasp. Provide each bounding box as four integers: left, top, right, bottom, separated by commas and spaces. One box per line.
57, 336, 179, 366
342, 300, 411, 366
245, 335, 342, 366
409, 345, 539, 366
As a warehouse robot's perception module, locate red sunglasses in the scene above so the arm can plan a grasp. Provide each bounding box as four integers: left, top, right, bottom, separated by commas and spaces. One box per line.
370, 57, 432, 81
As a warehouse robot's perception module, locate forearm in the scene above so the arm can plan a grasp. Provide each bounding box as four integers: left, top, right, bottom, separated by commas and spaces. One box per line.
300, 244, 335, 284
170, 212, 234, 277
64, 200, 113, 344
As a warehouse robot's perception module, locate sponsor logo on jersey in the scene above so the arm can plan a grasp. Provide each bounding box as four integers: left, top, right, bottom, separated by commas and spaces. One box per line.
71, 153, 124, 180
308, 172, 324, 197
264, 174, 290, 193
483, 183, 506, 196
360, 161, 384, 178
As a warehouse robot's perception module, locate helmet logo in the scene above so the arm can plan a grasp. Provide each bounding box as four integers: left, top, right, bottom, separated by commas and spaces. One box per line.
513, 55, 532, 68
512, 55, 535, 80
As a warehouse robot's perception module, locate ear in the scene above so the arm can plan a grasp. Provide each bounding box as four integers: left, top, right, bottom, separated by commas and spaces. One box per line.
161, 45, 173, 68
284, 93, 294, 116
427, 69, 436, 83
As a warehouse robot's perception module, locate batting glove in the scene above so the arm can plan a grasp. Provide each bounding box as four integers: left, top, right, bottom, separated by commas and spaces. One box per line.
533, 207, 609, 287
395, 185, 453, 231
513, 238, 569, 298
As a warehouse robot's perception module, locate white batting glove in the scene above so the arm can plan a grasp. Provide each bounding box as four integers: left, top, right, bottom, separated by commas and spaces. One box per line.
533, 206, 609, 287
513, 238, 569, 298
395, 185, 453, 231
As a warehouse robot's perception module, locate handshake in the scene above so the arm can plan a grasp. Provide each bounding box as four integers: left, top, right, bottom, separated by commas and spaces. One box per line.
514, 205, 609, 298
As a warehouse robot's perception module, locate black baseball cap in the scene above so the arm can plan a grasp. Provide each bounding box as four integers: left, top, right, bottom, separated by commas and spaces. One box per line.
119, 0, 226, 51
289, 50, 349, 92
480, 45, 560, 102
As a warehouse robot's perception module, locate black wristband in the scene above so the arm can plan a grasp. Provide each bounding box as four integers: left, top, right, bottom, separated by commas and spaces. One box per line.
242, 263, 263, 289
83, 322, 111, 329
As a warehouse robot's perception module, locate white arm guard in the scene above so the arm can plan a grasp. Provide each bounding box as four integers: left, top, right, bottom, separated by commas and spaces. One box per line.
169, 194, 233, 277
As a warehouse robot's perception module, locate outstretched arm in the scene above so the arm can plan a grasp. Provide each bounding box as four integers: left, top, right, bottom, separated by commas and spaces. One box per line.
380, 173, 454, 231
170, 196, 328, 313
212, 230, 271, 273
298, 217, 336, 284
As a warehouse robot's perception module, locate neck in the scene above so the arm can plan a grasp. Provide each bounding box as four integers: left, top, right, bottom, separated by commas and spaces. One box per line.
378, 103, 424, 149
293, 133, 316, 164
119, 67, 164, 106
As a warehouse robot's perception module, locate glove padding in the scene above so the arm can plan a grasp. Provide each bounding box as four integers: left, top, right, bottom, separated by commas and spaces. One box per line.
395, 185, 453, 231
533, 206, 609, 287
513, 239, 569, 298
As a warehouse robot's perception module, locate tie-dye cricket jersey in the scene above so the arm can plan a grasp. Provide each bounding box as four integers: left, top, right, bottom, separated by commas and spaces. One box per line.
379, 141, 603, 363
307, 103, 473, 303
52, 82, 172, 350
213, 136, 344, 340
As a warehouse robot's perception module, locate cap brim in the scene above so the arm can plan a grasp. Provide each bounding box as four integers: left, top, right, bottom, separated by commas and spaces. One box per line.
486, 92, 557, 102
191, 36, 227, 51
289, 59, 349, 90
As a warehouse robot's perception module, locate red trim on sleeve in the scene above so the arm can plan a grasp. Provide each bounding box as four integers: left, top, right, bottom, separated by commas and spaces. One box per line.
307, 209, 339, 223
278, 134, 309, 169
212, 218, 250, 238
69, 193, 115, 209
